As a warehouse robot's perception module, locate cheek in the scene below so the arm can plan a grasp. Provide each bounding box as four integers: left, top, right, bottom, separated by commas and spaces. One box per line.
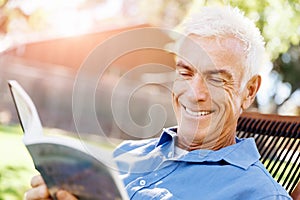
210, 85, 242, 113
225, 88, 243, 116
172, 80, 188, 120
172, 79, 188, 98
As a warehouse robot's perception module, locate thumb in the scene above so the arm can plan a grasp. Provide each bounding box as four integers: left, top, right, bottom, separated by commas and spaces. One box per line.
56, 190, 78, 200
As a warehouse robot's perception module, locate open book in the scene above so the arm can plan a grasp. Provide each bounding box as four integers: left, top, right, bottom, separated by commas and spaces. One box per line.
8, 80, 129, 200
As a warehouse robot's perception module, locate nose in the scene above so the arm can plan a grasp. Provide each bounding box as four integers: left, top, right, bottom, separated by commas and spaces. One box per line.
187, 74, 209, 102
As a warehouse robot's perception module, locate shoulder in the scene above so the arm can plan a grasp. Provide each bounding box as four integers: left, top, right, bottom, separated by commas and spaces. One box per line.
246, 162, 292, 199
113, 138, 159, 157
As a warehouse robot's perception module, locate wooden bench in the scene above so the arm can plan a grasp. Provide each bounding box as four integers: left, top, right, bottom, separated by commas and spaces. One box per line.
237, 112, 300, 199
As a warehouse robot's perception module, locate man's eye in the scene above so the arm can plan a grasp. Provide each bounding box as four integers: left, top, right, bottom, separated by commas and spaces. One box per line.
207, 77, 226, 86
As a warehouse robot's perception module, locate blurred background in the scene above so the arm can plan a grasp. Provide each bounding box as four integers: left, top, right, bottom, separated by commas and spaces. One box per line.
0, 0, 299, 199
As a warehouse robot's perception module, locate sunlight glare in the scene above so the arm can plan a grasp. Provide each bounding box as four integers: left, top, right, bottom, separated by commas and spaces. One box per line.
51, 9, 92, 37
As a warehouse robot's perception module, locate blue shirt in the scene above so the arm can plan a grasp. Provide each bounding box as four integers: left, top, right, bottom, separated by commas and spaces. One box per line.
113, 127, 292, 200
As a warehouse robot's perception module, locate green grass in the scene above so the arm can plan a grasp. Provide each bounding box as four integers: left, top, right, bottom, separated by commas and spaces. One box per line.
0, 125, 37, 200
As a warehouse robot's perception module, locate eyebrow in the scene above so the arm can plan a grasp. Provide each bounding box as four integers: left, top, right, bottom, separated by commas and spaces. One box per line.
205, 69, 233, 79
175, 61, 194, 71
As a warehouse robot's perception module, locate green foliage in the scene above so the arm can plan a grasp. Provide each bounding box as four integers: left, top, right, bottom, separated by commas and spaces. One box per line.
230, 0, 300, 60
0, 125, 22, 134
224, 1, 300, 98
0, 125, 37, 200
0, 166, 32, 200
274, 46, 300, 95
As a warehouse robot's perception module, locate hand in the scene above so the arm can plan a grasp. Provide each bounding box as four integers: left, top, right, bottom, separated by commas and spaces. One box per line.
25, 174, 77, 200
25, 174, 51, 200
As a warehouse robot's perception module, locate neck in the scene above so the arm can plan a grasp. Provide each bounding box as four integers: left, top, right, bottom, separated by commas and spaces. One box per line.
176, 129, 236, 151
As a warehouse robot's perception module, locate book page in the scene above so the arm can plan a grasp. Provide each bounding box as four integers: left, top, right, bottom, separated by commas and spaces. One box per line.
8, 80, 43, 138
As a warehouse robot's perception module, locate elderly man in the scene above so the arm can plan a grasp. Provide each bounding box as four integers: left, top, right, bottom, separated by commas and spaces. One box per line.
26, 6, 292, 200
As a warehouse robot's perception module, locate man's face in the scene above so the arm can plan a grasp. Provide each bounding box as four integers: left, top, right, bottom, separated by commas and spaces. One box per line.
173, 35, 249, 150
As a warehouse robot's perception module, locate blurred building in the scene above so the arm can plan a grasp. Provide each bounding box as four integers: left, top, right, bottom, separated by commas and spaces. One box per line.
0, 23, 177, 139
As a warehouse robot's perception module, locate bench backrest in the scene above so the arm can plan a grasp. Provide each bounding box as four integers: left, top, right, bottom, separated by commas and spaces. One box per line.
237, 112, 300, 194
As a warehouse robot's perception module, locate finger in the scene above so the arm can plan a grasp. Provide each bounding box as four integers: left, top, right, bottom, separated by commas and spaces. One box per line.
25, 185, 51, 200
56, 190, 78, 200
24, 192, 52, 200
30, 175, 45, 187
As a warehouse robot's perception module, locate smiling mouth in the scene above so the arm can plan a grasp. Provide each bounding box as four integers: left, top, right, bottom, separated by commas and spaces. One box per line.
184, 106, 213, 117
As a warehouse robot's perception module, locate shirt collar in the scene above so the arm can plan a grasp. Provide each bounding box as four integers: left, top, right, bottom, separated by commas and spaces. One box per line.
156, 126, 261, 170
156, 126, 177, 147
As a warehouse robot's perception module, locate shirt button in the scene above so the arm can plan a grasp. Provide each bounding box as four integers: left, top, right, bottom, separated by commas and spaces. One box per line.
168, 152, 172, 158
139, 179, 146, 186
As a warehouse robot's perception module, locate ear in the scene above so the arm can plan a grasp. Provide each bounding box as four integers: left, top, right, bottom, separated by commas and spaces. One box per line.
241, 75, 261, 110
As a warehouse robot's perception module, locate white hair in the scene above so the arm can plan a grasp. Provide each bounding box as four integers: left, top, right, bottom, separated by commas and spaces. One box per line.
177, 6, 266, 86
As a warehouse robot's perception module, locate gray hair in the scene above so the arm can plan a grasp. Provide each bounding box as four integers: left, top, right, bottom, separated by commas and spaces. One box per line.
176, 6, 266, 86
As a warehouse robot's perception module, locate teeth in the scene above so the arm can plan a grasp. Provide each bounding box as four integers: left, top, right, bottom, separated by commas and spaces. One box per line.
185, 108, 211, 116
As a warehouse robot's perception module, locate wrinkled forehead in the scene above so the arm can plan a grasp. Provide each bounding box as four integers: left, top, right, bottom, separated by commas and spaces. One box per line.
175, 34, 247, 70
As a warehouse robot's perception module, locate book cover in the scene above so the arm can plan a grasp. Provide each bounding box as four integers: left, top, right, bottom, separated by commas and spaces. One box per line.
8, 80, 129, 200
